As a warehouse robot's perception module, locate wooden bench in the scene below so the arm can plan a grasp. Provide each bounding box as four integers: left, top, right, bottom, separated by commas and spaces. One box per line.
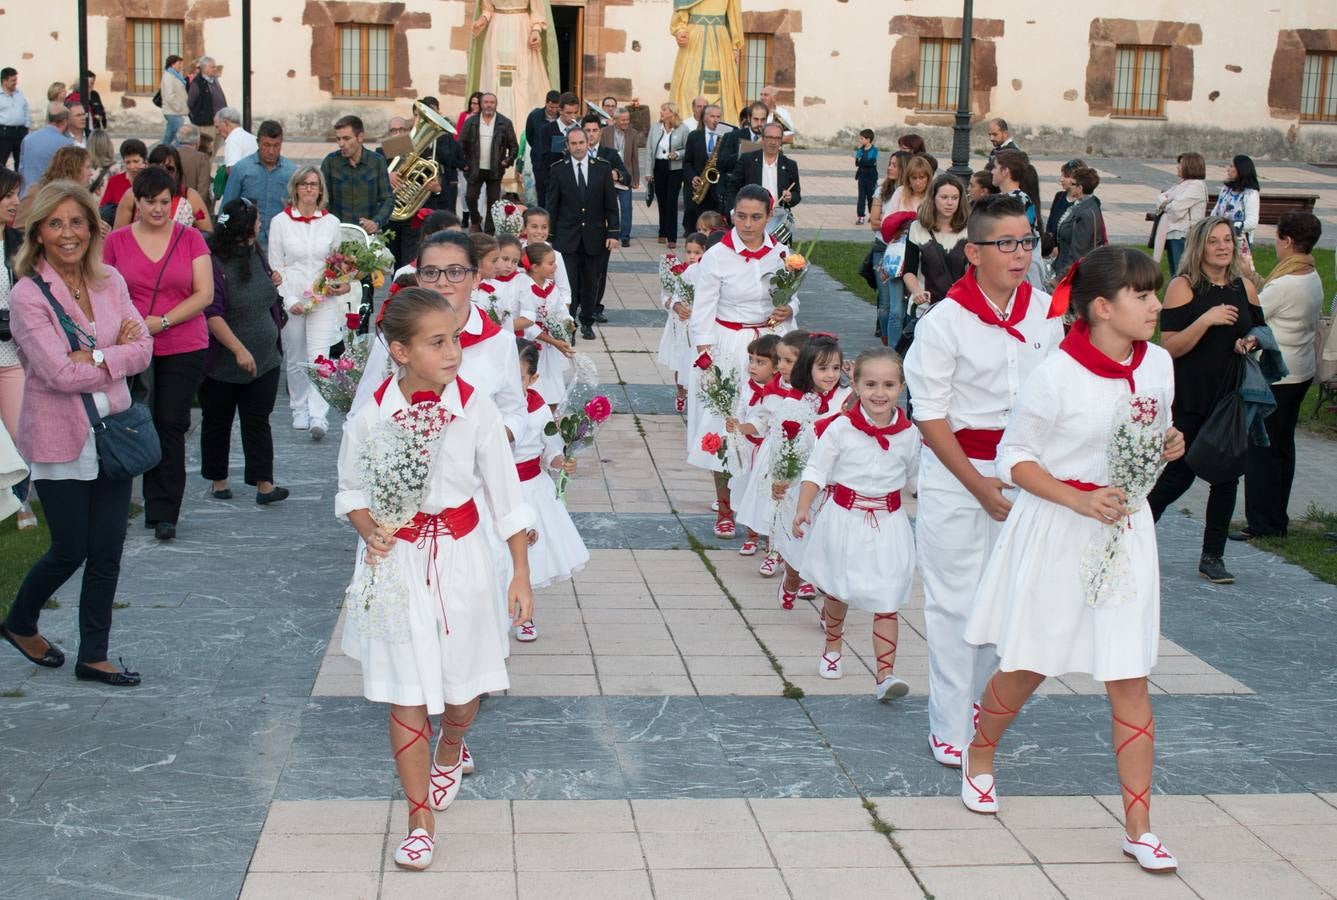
1145, 192, 1319, 225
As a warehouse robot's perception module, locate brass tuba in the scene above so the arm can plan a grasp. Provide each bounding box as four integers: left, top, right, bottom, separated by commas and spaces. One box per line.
389, 100, 456, 222
691, 130, 722, 205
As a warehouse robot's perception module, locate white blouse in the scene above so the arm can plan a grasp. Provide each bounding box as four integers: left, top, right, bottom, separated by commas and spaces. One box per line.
335, 373, 533, 541
689, 230, 798, 347
267, 209, 343, 307
1258, 270, 1323, 385
802, 409, 920, 496
904, 289, 1063, 430
0, 262, 18, 368
512, 395, 564, 465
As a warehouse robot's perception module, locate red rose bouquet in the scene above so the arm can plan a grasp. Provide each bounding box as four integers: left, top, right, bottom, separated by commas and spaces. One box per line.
303, 313, 370, 414
544, 394, 613, 499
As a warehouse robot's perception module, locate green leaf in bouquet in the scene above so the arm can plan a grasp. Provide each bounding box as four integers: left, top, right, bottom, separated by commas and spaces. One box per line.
544, 421, 558, 436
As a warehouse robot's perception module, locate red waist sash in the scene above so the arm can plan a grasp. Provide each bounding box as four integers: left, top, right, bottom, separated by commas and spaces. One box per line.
516, 457, 542, 482
394, 500, 480, 544
828, 484, 902, 514
715, 317, 771, 332
954, 428, 1004, 461
1061, 479, 1103, 492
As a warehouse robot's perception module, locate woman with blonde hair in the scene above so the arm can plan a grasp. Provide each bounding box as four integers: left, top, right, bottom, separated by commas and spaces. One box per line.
1153, 152, 1208, 274
85, 130, 115, 198
888, 154, 932, 214
647, 101, 690, 248
1, 180, 153, 684
267, 165, 345, 439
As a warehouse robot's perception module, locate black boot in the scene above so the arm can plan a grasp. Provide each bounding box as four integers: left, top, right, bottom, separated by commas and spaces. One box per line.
1198, 554, 1234, 585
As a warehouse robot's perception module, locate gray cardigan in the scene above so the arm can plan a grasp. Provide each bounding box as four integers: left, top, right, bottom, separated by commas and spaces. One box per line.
646, 122, 690, 172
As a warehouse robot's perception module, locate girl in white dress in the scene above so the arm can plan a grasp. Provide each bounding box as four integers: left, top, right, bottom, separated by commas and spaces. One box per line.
336, 287, 535, 872
958, 247, 1187, 875
793, 348, 918, 699
491, 235, 526, 334
770, 334, 850, 609
725, 333, 780, 557
520, 208, 572, 315
733, 330, 808, 583
517, 242, 574, 408
468, 233, 502, 326
658, 233, 707, 412
511, 338, 589, 642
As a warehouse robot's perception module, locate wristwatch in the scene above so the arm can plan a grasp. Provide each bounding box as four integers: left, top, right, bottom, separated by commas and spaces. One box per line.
91, 349, 105, 367
160, 315, 171, 331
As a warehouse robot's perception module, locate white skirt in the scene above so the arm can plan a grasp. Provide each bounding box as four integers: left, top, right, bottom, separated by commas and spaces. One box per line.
657, 310, 690, 378
521, 471, 590, 588
964, 493, 1161, 681
686, 321, 791, 471
803, 501, 914, 612
770, 483, 813, 571
341, 528, 511, 713
534, 340, 570, 406
733, 429, 780, 535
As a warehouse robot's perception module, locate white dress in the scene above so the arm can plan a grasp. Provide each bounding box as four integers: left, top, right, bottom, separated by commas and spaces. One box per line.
733, 383, 816, 537
685, 229, 797, 471
770, 386, 851, 571
336, 375, 534, 712
964, 347, 1175, 681
725, 378, 771, 497
518, 275, 571, 406
514, 389, 590, 588
657, 263, 697, 378
800, 409, 919, 612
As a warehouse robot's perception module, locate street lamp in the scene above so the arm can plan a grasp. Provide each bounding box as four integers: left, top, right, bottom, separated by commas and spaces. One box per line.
947, 0, 974, 179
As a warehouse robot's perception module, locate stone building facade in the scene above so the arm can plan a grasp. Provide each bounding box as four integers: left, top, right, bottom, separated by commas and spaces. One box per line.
7, 0, 1336, 159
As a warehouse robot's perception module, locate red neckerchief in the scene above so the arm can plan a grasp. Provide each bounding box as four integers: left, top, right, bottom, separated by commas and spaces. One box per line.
747, 379, 766, 407
814, 385, 841, 414
373, 377, 474, 408
1060, 318, 1147, 393
476, 282, 496, 295
532, 280, 555, 300
495, 270, 519, 283
845, 404, 912, 450
284, 206, 324, 223
526, 388, 545, 413
459, 305, 502, 349
720, 229, 774, 262
762, 374, 803, 401
945, 267, 1032, 343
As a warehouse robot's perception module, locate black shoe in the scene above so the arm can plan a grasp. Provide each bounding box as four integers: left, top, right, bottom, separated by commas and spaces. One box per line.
621, 239, 631, 247
0, 623, 65, 668
211, 488, 233, 500
75, 657, 141, 687
1198, 555, 1235, 584
154, 522, 176, 541
581, 325, 596, 341
593, 312, 609, 324
257, 486, 290, 505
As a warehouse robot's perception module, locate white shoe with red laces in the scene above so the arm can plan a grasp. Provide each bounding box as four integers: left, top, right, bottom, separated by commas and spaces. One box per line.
738, 540, 758, 556
515, 620, 538, 642
929, 733, 963, 768
393, 828, 436, 870
428, 754, 464, 811
1123, 833, 1178, 873
460, 742, 475, 775
960, 751, 998, 814
758, 552, 781, 577
819, 652, 843, 679
778, 584, 797, 610
797, 582, 817, 599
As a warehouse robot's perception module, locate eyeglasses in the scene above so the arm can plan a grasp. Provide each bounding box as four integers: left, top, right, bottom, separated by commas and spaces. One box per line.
971, 234, 1040, 253
417, 265, 477, 284
297, 181, 321, 189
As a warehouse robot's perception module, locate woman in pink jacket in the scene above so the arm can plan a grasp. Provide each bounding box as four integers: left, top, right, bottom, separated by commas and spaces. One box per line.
0, 181, 153, 686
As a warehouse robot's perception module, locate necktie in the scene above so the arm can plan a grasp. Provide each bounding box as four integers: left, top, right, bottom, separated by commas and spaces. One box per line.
707, 133, 715, 153
576, 160, 586, 192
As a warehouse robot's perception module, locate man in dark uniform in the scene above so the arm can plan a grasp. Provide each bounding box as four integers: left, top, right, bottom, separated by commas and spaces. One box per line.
545, 127, 620, 341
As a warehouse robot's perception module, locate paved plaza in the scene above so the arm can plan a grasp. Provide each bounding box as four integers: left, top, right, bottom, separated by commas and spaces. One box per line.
2, 155, 1337, 899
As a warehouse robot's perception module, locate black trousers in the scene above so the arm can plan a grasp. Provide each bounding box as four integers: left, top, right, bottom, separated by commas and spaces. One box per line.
465, 172, 502, 233
0, 126, 25, 169
563, 247, 609, 328
653, 160, 684, 242
142, 349, 207, 525
5, 475, 132, 663
856, 171, 878, 218
1244, 379, 1310, 536
199, 367, 280, 486
1148, 410, 1237, 558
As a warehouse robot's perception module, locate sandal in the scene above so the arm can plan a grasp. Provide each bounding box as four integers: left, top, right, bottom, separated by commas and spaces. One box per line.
713, 502, 735, 538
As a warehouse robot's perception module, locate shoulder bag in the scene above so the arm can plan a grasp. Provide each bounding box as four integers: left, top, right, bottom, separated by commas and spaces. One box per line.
30, 275, 161, 480
1184, 359, 1248, 485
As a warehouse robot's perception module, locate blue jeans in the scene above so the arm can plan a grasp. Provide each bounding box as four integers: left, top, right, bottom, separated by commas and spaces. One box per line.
618, 186, 633, 243
877, 276, 904, 345
1164, 237, 1185, 276
162, 115, 183, 147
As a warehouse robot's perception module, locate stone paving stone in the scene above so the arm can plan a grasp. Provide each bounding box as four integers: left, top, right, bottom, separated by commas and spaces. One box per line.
518, 870, 654, 900
239, 872, 380, 900
1175, 860, 1331, 900
766, 829, 904, 867
383, 871, 518, 898
783, 866, 925, 900
639, 829, 775, 869
1209, 792, 1337, 826
513, 799, 635, 833
248, 832, 385, 872
894, 827, 1032, 867
1010, 825, 1134, 864
651, 868, 790, 899
1042, 863, 1198, 900
515, 831, 647, 871
915, 864, 1066, 900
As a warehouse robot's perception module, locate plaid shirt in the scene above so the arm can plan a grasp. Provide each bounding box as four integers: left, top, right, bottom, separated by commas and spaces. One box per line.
321, 149, 394, 231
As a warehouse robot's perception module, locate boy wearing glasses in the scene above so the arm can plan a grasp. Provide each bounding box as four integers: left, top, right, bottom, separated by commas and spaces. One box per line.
904, 194, 1063, 770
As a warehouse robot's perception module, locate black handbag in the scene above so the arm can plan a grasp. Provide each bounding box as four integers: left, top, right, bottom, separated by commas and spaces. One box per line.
1185, 362, 1248, 485
31, 276, 162, 480
1147, 210, 1163, 250
858, 236, 883, 292
152, 90, 163, 108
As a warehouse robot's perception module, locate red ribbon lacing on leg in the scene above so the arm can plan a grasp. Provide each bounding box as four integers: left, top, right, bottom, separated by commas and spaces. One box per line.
873, 613, 898, 677
971, 676, 1022, 750
390, 711, 433, 760
822, 602, 847, 645
1113, 712, 1156, 816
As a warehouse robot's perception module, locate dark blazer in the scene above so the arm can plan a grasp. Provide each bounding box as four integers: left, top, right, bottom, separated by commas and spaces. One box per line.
524, 107, 553, 171
591, 143, 630, 189
538, 119, 580, 175
545, 155, 620, 255
723, 150, 801, 213
458, 112, 518, 178
601, 124, 643, 187
682, 128, 734, 207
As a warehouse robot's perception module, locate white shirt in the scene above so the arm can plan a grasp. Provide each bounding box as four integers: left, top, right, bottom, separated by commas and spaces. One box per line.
266, 209, 343, 305
570, 155, 588, 185
0, 87, 30, 127
689, 230, 798, 347
512, 393, 564, 466
802, 408, 920, 497
1259, 270, 1323, 385
903, 287, 1063, 432
477, 114, 496, 172
224, 127, 258, 167
335, 374, 533, 541
761, 157, 779, 202
767, 107, 795, 136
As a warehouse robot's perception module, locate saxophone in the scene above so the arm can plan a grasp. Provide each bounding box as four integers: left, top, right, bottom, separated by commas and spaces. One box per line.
389, 100, 456, 222
692, 131, 722, 204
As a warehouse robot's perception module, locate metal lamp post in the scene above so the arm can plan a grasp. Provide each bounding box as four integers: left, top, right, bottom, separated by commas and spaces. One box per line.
947, 0, 975, 179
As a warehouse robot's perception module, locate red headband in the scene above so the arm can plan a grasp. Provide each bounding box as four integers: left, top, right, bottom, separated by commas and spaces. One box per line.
1048, 259, 1079, 319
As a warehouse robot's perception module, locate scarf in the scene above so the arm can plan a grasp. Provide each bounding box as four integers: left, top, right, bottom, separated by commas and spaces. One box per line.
1262, 252, 1316, 290
762, 374, 803, 401
494, 270, 519, 283
814, 384, 841, 414
1059, 318, 1147, 393
526, 388, 545, 413
844, 404, 912, 450
945, 267, 1032, 343
720, 228, 773, 262
532, 280, 555, 300
747, 378, 766, 407
459, 306, 502, 349
284, 206, 324, 223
